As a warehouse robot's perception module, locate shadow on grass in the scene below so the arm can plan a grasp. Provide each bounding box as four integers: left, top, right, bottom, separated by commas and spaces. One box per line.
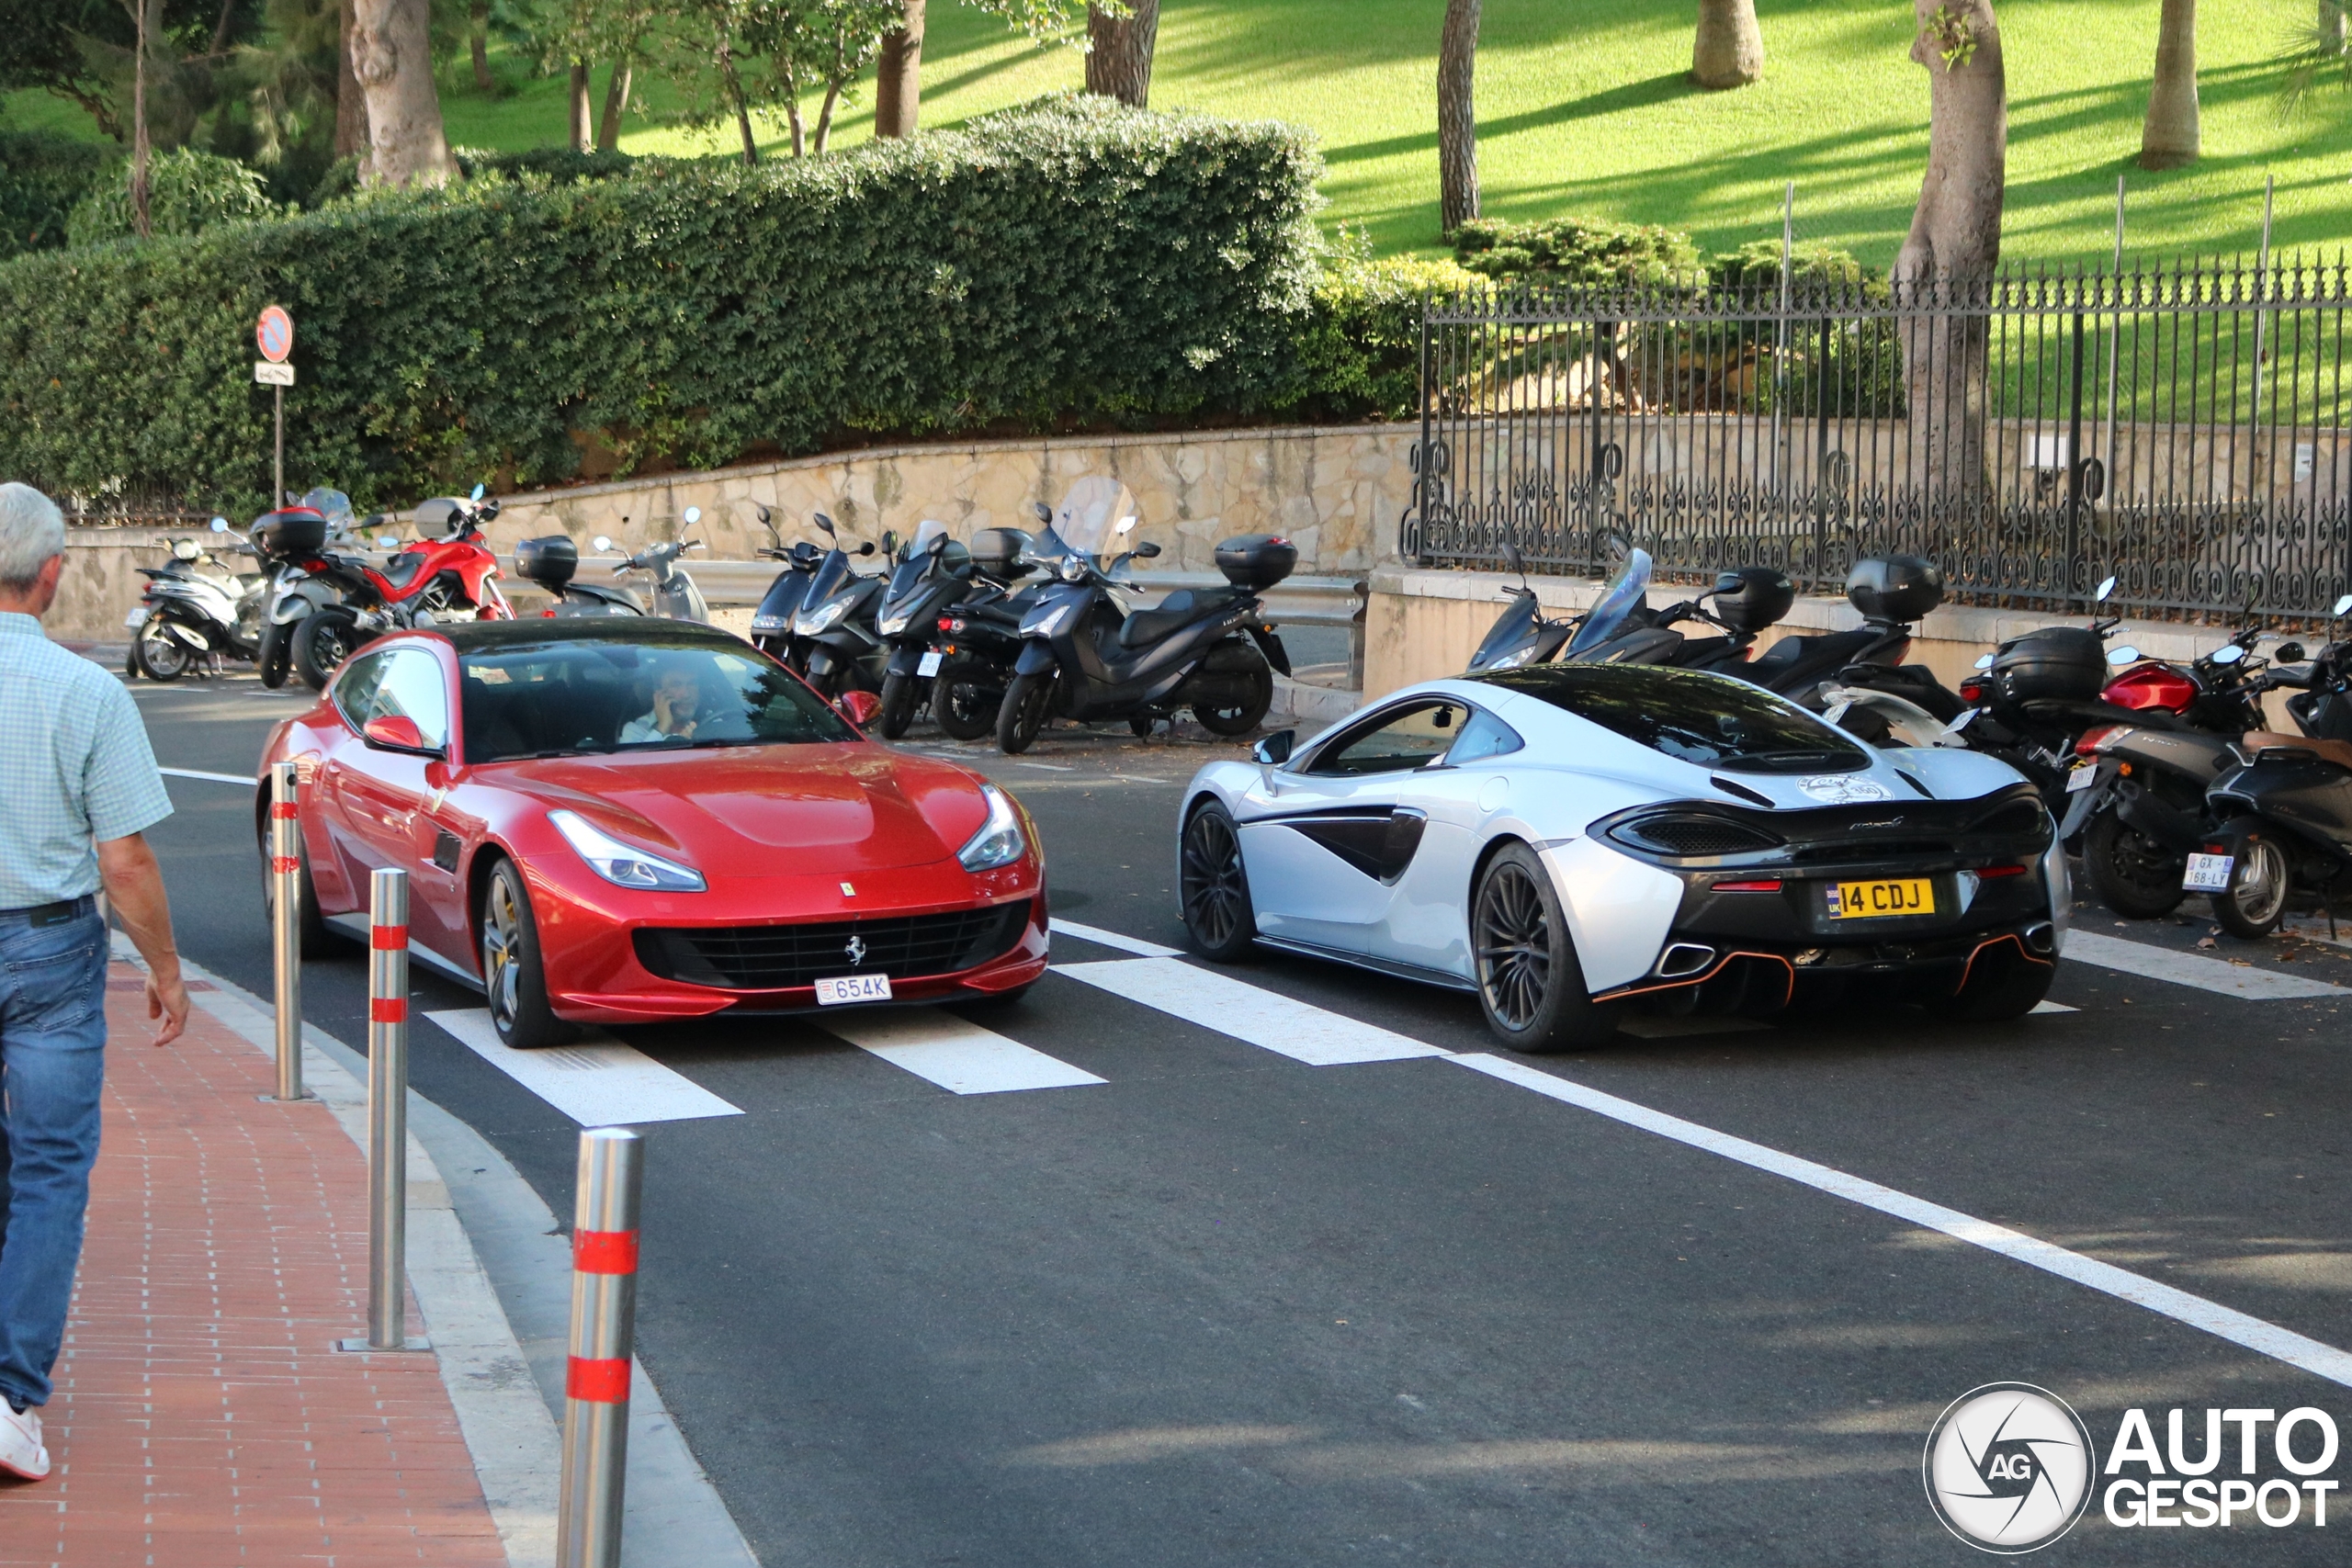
1327, 72, 1694, 167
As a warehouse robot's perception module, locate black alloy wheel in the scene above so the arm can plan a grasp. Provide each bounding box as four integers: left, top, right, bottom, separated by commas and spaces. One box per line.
1179, 803, 1256, 961
255, 618, 294, 688
2083, 808, 2188, 919
996, 669, 1056, 754
1193, 660, 1274, 737
292, 608, 361, 691
2211, 827, 2293, 939
133, 619, 192, 682
877, 671, 922, 739
1471, 843, 1620, 1052
930, 659, 1002, 741
480, 858, 575, 1048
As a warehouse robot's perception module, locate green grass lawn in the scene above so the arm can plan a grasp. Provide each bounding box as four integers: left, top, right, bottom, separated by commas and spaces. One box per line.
14, 0, 2351, 267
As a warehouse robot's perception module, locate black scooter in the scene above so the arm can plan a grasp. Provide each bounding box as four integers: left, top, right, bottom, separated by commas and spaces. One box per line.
785, 513, 886, 697
923, 526, 1045, 741
748, 506, 826, 660
875, 524, 976, 738
996, 520, 1295, 754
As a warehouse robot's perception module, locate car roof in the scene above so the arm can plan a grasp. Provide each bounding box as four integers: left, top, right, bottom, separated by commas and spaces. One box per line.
1465, 664, 1761, 703
427, 618, 753, 654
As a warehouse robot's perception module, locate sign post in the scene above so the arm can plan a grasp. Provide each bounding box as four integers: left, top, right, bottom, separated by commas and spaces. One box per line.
255, 306, 294, 505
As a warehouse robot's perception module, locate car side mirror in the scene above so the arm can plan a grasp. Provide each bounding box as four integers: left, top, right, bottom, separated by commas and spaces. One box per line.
835, 690, 883, 728
362, 715, 444, 757
1252, 729, 1295, 766
1134, 541, 1162, 559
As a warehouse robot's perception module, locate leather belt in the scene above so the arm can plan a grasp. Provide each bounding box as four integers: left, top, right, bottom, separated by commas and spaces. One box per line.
2, 896, 96, 929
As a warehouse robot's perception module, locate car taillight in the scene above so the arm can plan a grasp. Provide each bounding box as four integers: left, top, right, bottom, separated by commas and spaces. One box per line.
1710, 878, 1783, 893
1978, 863, 2028, 879
2075, 724, 2126, 756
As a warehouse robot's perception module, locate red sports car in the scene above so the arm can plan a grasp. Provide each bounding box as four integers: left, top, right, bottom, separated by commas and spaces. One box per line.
257, 619, 1047, 1046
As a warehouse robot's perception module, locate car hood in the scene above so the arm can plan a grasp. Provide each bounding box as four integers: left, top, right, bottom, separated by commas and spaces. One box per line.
492, 744, 992, 873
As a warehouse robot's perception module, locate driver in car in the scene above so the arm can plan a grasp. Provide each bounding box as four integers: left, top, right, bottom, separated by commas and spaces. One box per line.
621, 660, 746, 744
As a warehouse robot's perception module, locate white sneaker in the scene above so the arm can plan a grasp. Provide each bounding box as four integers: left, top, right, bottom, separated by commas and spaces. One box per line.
0, 1403, 49, 1481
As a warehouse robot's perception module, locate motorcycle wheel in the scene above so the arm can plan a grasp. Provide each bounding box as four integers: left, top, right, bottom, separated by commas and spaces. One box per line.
1193, 660, 1274, 738
133, 622, 191, 682
877, 672, 922, 739
291, 608, 361, 692
2083, 808, 2187, 919
931, 660, 1002, 741
256, 619, 293, 689
996, 670, 1055, 754
2211, 827, 2293, 940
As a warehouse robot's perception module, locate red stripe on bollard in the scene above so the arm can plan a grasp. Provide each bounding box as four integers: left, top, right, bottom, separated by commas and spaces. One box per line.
572, 1229, 639, 1275
271, 856, 300, 874
567, 1356, 631, 1403
371, 924, 409, 950
370, 996, 407, 1023
270, 801, 300, 819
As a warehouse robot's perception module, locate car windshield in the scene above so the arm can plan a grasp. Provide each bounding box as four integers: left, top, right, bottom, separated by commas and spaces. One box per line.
458, 637, 854, 763
1478, 665, 1872, 773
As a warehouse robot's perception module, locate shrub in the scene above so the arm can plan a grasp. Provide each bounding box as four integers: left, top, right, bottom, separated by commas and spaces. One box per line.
0, 130, 108, 261
1453, 215, 1702, 288
64, 148, 286, 246
0, 97, 1323, 516
1283, 252, 1487, 420
1707, 238, 1879, 293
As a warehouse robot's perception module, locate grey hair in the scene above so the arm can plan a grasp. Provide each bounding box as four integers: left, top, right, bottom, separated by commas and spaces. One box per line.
0, 483, 65, 591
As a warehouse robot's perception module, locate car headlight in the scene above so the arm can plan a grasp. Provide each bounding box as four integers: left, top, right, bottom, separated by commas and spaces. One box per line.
549, 809, 707, 892
793, 600, 848, 636
1021, 601, 1073, 637
956, 784, 1027, 872
878, 611, 910, 636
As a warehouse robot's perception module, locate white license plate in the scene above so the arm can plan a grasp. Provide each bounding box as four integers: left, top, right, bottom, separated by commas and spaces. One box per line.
123, 605, 149, 627
2064, 765, 2099, 793
917, 649, 944, 677
2182, 852, 2234, 892
815, 973, 892, 1006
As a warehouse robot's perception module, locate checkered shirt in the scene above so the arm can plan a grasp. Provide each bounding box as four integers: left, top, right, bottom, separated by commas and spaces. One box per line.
0, 612, 173, 907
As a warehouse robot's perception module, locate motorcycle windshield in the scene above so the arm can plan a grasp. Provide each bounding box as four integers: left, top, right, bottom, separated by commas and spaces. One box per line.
884, 557, 931, 613
1469, 593, 1541, 672
1565, 547, 1655, 659
300, 488, 354, 525
908, 519, 948, 557
1038, 478, 1139, 563
805, 552, 850, 606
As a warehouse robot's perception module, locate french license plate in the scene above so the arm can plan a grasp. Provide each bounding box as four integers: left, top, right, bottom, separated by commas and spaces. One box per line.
2064, 765, 2099, 793
2182, 852, 2234, 892
1826, 878, 1936, 919
123, 604, 149, 627
917, 649, 944, 677
815, 973, 892, 1006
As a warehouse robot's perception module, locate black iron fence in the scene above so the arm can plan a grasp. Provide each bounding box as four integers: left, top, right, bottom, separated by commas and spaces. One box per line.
1401, 260, 2352, 623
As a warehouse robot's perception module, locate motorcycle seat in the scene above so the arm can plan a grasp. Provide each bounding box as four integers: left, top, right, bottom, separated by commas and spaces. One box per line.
1747, 628, 1876, 677
2245, 730, 2352, 773
1119, 587, 1240, 649
379, 552, 432, 591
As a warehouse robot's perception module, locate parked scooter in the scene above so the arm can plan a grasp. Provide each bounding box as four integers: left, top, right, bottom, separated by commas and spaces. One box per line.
254, 488, 368, 688
996, 478, 1294, 754
874, 521, 973, 739
588, 507, 710, 621
1464, 542, 1795, 675
747, 506, 827, 660
126, 517, 268, 682
515, 533, 643, 617
787, 512, 887, 698
924, 526, 1046, 740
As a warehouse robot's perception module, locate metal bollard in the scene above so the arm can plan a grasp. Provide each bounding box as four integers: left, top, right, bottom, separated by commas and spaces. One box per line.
559, 1128, 643, 1568
366, 869, 423, 1350
266, 761, 309, 1101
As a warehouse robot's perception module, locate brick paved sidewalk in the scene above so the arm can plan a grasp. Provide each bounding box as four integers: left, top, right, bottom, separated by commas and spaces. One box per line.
0, 964, 508, 1567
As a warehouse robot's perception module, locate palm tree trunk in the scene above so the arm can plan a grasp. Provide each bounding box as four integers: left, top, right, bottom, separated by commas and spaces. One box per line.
469, 0, 492, 91
1085, 0, 1159, 107
1691, 0, 1764, 89
349, 0, 455, 186
874, 0, 925, 137
2140, 0, 2199, 168
596, 60, 632, 151
569, 61, 592, 152
1438, 0, 1479, 236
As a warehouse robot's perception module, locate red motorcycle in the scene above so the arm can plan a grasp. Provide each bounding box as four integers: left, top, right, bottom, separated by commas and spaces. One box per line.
257, 483, 514, 691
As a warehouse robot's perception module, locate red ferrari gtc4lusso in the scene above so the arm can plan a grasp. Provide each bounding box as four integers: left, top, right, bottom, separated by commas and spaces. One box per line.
257, 619, 1047, 1046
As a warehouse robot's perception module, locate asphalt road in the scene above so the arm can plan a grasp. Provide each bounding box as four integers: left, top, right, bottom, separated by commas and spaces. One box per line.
128, 669, 2352, 1566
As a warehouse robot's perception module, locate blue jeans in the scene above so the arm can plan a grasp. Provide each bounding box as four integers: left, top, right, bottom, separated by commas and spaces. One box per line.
0, 904, 107, 1412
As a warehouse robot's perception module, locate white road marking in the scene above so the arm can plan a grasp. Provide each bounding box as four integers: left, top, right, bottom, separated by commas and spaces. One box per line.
1057, 957, 1449, 1066
820, 1011, 1104, 1095
424, 1009, 743, 1126
161, 766, 259, 786
2030, 1000, 2078, 1014
1014, 761, 1075, 772
1048, 918, 1183, 958
2064, 930, 2348, 999
1451, 1052, 2352, 1390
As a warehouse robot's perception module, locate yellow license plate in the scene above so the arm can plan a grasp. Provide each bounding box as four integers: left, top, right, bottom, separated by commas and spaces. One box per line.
1826, 878, 1936, 919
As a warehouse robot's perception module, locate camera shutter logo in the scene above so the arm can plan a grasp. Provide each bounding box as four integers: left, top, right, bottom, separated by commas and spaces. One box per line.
1924, 1383, 2095, 1553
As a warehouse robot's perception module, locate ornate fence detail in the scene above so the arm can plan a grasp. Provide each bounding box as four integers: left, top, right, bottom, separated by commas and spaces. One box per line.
1402, 263, 2352, 623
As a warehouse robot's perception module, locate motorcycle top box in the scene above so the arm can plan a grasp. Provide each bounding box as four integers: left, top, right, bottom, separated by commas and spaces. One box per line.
515, 534, 580, 589
254, 507, 328, 558
967, 527, 1036, 579
1711, 567, 1796, 634
1990, 626, 2109, 704
1214, 535, 1298, 592
1845, 555, 1945, 624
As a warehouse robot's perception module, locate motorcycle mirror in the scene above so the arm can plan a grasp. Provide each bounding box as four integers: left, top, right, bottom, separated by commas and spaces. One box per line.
1601, 531, 1631, 565
2107, 644, 2141, 665
2211, 644, 2247, 665
209, 515, 229, 533
172, 538, 200, 561
927, 532, 949, 557
1116, 515, 1137, 535
594, 536, 614, 552
2276, 641, 2307, 662
882, 529, 899, 557
858, 542, 876, 557
376, 534, 400, 550
469, 483, 486, 502
2335, 592, 2352, 618
1973, 653, 1995, 671
1501, 541, 1525, 576
1033, 502, 1053, 525
2095, 575, 2117, 603
813, 513, 836, 536
1251, 729, 1295, 767
1135, 541, 1162, 559
683, 506, 701, 525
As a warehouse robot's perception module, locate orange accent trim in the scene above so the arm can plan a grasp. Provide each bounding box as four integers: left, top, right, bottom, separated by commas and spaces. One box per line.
1597, 950, 1794, 1004
1955, 932, 2054, 994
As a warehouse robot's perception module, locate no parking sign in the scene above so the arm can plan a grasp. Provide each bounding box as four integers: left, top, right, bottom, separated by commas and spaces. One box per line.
256, 305, 293, 364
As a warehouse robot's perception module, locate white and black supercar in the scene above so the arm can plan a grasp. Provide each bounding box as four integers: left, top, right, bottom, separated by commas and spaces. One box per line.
1175, 664, 2069, 1052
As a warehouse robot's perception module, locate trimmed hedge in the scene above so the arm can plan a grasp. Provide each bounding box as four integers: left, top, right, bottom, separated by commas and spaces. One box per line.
1283, 254, 1486, 421
0, 97, 1322, 514
1453, 215, 1702, 288
0, 130, 108, 262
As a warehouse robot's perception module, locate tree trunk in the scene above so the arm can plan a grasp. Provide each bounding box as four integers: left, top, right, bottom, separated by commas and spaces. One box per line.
349, 0, 454, 186
596, 60, 632, 151
2324, 0, 2346, 55
130, 0, 151, 239
469, 0, 492, 91
814, 85, 843, 153
1690, 0, 1763, 89
874, 0, 926, 137
1437, 0, 1479, 237
1894, 0, 2006, 507
2139, 0, 2199, 169
335, 0, 369, 159
1085, 0, 1159, 107
786, 101, 805, 157
569, 61, 592, 152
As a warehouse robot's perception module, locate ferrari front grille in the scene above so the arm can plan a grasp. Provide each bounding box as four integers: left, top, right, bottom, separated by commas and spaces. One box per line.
1608, 813, 1784, 858
635, 900, 1032, 989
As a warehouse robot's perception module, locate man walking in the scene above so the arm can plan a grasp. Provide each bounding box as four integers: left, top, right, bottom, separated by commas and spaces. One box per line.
0, 483, 185, 1482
